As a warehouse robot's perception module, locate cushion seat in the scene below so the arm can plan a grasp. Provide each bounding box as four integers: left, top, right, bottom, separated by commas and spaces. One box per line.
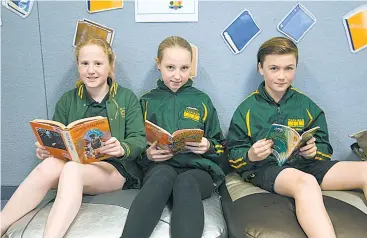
220, 173, 367, 238
5, 189, 227, 238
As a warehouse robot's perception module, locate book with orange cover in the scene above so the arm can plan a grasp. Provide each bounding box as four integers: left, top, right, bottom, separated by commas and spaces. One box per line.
145, 120, 204, 154
30, 116, 112, 164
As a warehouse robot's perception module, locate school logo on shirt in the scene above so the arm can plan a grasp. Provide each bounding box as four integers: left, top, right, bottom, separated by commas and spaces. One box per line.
287, 119, 304, 130
120, 107, 126, 118
184, 107, 200, 122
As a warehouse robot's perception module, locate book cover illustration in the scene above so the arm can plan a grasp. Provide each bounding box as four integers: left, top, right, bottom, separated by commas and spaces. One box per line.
145, 120, 204, 154
31, 123, 72, 161
343, 5, 367, 53
86, 0, 123, 14
277, 3, 316, 43
30, 117, 112, 164
266, 124, 319, 166
2, 0, 33, 18
221, 9, 261, 54
69, 120, 112, 163
73, 18, 115, 47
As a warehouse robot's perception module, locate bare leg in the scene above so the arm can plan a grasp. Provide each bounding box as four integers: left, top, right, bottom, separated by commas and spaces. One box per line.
0, 158, 66, 236
43, 161, 125, 238
274, 168, 336, 238
320, 161, 367, 199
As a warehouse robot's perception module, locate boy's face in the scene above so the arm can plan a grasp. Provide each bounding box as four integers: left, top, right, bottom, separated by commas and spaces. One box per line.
78, 44, 110, 91
157, 47, 191, 93
258, 53, 296, 100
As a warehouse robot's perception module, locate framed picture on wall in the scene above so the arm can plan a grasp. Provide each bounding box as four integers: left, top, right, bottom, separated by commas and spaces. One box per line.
277, 3, 316, 43
135, 0, 198, 22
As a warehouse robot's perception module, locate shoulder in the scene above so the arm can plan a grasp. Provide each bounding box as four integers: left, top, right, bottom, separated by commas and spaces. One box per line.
237, 89, 260, 110
140, 87, 163, 101
114, 84, 139, 102
56, 87, 79, 105
290, 87, 323, 111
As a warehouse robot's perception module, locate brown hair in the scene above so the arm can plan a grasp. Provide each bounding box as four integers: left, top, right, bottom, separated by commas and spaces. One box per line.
257, 37, 298, 68
157, 36, 192, 63
75, 36, 115, 86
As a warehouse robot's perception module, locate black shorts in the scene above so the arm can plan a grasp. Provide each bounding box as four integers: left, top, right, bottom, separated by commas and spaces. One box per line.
103, 158, 135, 190
249, 159, 339, 193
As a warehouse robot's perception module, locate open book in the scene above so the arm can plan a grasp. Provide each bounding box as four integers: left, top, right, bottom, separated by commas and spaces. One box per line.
266, 124, 320, 166
145, 120, 204, 154
30, 116, 112, 164
349, 129, 367, 160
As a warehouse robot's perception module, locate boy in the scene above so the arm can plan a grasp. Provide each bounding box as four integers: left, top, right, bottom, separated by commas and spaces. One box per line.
227, 36, 367, 238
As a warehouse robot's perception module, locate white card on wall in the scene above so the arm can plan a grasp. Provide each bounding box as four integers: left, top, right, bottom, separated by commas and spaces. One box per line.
277, 4, 316, 43
135, 0, 198, 22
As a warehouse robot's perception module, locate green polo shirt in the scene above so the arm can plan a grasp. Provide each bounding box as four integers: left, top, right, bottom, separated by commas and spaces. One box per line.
83, 90, 109, 118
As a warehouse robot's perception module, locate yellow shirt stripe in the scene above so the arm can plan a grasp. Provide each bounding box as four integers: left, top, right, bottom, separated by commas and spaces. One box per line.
246, 109, 251, 137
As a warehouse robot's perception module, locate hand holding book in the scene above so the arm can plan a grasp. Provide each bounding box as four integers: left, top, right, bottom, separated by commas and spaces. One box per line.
298, 137, 317, 159
248, 139, 274, 162
99, 137, 125, 157
185, 137, 210, 154
35, 141, 52, 160
147, 141, 173, 162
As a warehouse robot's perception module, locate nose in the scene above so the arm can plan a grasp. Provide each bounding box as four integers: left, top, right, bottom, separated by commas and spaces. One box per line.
277, 70, 285, 81
87, 65, 95, 74
173, 69, 180, 80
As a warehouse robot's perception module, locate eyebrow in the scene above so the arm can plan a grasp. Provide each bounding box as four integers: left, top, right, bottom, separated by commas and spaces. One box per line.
268, 64, 295, 67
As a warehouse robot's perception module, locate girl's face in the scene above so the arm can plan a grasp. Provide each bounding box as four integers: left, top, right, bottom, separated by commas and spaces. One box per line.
78, 44, 111, 91
258, 53, 297, 101
157, 46, 192, 93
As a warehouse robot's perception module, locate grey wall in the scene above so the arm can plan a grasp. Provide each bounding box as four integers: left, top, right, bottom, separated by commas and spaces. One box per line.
1, 1, 367, 186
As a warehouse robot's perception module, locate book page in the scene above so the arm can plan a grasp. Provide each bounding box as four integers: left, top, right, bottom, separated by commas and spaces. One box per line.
171, 129, 204, 154
298, 126, 320, 149
145, 120, 172, 151
67, 116, 104, 129
69, 117, 112, 164
30, 121, 71, 161
266, 124, 300, 165
30, 119, 66, 129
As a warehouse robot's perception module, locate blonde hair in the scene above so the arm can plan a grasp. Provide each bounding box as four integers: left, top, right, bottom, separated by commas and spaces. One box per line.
75, 36, 115, 87
157, 36, 192, 63
257, 37, 298, 68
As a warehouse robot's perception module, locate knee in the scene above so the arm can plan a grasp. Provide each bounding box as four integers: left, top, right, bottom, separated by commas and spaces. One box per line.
146, 167, 177, 187
361, 163, 367, 181
34, 157, 65, 180
294, 174, 321, 199
174, 174, 196, 191
60, 161, 82, 179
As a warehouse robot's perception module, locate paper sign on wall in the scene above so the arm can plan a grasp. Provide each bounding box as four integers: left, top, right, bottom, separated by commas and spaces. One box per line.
221, 9, 261, 54
190, 43, 198, 78
277, 4, 316, 43
86, 0, 123, 14
343, 5, 367, 53
73, 19, 115, 47
2, 0, 33, 18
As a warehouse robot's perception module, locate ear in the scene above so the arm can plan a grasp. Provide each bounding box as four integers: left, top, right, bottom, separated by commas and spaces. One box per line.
258, 62, 264, 76
155, 57, 160, 71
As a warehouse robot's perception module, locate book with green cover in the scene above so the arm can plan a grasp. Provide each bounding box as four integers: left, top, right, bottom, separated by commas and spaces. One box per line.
266, 124, 320, 166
